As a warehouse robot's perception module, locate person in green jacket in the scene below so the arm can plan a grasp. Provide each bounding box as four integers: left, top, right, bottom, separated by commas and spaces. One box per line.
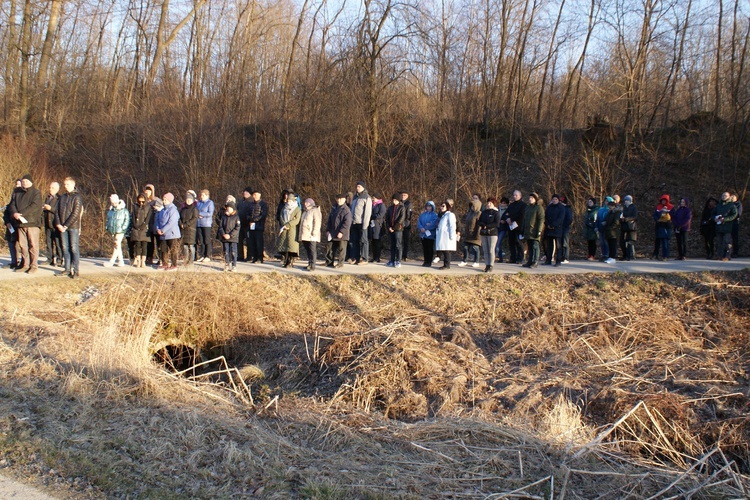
522, 192, 545, 268
713, 192, 739, 261
583, 198, 599, 260
104, 194, 131, 267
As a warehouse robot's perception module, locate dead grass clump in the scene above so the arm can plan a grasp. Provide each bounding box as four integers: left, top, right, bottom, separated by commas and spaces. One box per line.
541, 394, 593, 448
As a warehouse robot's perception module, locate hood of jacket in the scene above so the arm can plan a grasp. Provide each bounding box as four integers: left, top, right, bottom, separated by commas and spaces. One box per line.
657, 194, 674, 210
470, 199, 482, 213
425, 201, 436, 211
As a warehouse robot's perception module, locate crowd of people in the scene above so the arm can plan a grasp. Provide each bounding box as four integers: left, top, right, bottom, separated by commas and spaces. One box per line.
2, 175, 744, 277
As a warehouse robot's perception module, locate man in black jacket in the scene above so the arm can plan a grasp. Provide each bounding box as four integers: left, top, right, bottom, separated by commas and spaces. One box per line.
43, 181, 63, 267
247, 189, 268, 263
325, 194, 353, 268
54, 177, 83, 278
401, 191, 413, 261
8, 174, 43, 273
503, 190, 526, 264
237, 187, 253, 261
3, 179, 23, 269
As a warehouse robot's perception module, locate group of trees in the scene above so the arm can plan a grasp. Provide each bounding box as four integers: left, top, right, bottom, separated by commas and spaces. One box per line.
0, 0, 748, 240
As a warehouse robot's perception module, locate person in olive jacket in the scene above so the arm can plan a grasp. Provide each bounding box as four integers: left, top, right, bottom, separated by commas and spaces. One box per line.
521, 192, 544, 268
276, 191, 302, 268
8, 174, 43, 273
385, 193, 406, 267
325, 194, 352, 268
130, 193, 152, 268
180, 192, 199, 265
477, 198, 500, 272
543, 194, 565, 266
217, 201, 241, 271
368, 194, 386, 263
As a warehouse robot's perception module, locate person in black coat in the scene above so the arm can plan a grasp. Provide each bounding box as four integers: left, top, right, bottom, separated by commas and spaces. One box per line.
217, 201, 241, 271
543, 194, 566, 266
247, 190, 269, 263
43, 182, 63, 267
8, 174, 43, 273
237, 187, 253, 261
3, 179, 23, 269
180, 193, 199, 265
400, 191, 413, 261
385, 194, 406, 267
325, 194, 352, 268
369, 194, 386, 262
503, 190, 526, 264
130, 194, 153, 267
700, 197, 718, 259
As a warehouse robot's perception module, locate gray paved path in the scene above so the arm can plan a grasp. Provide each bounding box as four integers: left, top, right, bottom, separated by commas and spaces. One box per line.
0, 473, 54, 499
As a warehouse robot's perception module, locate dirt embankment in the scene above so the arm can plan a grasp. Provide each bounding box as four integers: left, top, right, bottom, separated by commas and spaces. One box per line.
0, 271, 748, 498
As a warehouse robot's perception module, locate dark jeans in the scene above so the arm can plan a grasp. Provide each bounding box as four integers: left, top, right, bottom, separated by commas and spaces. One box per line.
223, 241, 237, 267
302, 241, 317, 265
545, 235, 563, 264
676, 230, 688, 258
421, 238, 434, 264
402, 226, 411, 259
372, 238, 383, 262
718, 232, 732, 259
562, 231, 570, 261
183, 244, 195, 264
495, 230, 507, 261
462, 242, 479, 263
326, 240, 347, 265
509, 229, 524, 263
248, 230, 264, 262
525, 240, 540, 265
438, 250, 452, 268
133, 241, 148, 258
238, 225, 249, 261
388, 231, 403, 263
197, 226, 212, 259
656, 238, 670, 259
731, 221, 739, 256
349, 223, 369, 262
588, 239, 597, 258
703, 232, 715, 258
163, 238, 180, 266
60, 228, 80, 274
45, 226, 63, 264
6, 228, 20, 266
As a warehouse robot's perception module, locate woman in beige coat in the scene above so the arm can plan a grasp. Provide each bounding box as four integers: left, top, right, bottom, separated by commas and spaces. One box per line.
298, 198, 322, 271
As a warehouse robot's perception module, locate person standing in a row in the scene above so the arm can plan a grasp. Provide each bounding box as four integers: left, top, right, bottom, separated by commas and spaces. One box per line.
325, 194, 352, 268
385, 194, 406, 267
478, 198, 500, 272
54, 177, 83, 278
196, 189, 214, 262
418, 201, 438, 267
299, 198, 321, 271
522, 193, 544, 268
349, 181, 372, 265
504, 190, 526, 264
369, 193, 386, 263
43, 182, 63, 267
435, 200, 457, 269
8, 175, 43, 274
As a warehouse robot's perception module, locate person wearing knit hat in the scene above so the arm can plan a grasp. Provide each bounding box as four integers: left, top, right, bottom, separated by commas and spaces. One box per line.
543, 193, 565, 266
276, 191, 301, 268
104, 194, 130, 267
368, 193, 386, 263
187, 189, 197, 200
349, 181, 373, 265
298, 198, 322, 271
130, 193, 152, 268
521, 192, 544, 268
620, 195, 638, 261
154, 194, 181, 270
325, 193, 353, 268
385, 193, 406, 267
196, 189, 215, 262
9, 174, 43, 273
218, 200, 240, 271
179, 191, 199, 266
237, 188, 254, 261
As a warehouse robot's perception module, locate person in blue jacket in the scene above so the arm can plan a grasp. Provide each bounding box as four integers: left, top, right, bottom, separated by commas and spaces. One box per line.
156, 193, 181, 270
196, 189, 214, 262
418, 201, 438, 267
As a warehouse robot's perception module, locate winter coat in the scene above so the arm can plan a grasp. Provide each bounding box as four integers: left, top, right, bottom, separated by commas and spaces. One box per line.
9, 186, 43, 228
603, 208, 621, 240
477, 208, 500, 236
130, 203, 152, 242
350, 191, 372, 227
417, 203, 439, 240
435, 211, 457, 251
276, 206, 301, 253
156, 204, 181, 240
673, 203, 692, 233
584, 204, 599, 240
43, 193, 59, 229
596, 206, 610, 233
196, 199, 215, 228
106, 200, 130, 235
402, 199, 413, 228
462, 200, 483, 245
369, 201, 386, 240
562, 204, 573, 234
544, 202, 566, 238
54, 190, 83, 230
217, 213, 240, 243
700, 200, 717, 239
237, 198, 253, 227
179, 204, 199, 244
327, 204, 352, 241
386, 204, 406, 232
299, 206, 322, 242
504, 199, 526, 231
712, 200, 738, 234
247, 199, 268, 231
653, 195, 675, 239
522, 204, 545, 241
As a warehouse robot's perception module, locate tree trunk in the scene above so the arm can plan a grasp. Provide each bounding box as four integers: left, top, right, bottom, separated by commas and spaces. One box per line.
17, 0, 34, 140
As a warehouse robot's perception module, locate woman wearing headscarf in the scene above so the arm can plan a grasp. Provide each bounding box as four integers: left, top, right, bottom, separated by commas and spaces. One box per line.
298, 198, 322, 271
276, 191, 301, 267
435, 200, 457, 269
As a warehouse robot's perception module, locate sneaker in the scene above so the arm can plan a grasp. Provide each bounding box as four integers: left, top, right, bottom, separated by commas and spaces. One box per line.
25, 267, 38, 274
458, 261, 467, 267
231, 266, 237, 272
605, 258, 616, 264
356, 260, 368, 266
385, 261, 395, 267
471, 262, 479, 268
54, 271, 69, 277
395, 261, 401, 268
432, 257, 440, 264
562, 260, 569, 264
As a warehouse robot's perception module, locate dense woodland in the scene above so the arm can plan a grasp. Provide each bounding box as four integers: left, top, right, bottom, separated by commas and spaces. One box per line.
0, 0, 749, 250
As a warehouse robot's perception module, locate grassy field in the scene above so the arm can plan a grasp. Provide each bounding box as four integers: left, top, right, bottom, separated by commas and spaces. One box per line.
0, 270, 749, 498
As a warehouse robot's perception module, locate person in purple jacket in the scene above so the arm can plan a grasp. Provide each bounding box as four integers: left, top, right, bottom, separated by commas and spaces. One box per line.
673, 197, 692, 260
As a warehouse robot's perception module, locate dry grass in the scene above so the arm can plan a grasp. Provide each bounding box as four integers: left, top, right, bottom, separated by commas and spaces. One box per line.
0, 270, 748, 498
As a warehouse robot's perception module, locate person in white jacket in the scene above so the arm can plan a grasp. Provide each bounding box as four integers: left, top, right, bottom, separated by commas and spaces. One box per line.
435, 200, 457, 269
298, 198, 322, 271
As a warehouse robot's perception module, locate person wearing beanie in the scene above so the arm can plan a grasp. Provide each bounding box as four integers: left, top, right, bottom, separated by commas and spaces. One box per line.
417, 201, 438, 267
247, 189, 268, 263
543, 194, 565, 266
385, 193, 406, 267
237, 187, 253, 261
276, 192, 301, 268
155, 194, 181, 270
325, 194, 352, 268
217, 201, 240, 271
130, 193, 152, 268
652, 194, 674, 260
298, 198, 322, 271
369, 193, 386, 262
583, 197, 600, 260
620, 195, 638, 260
179, 192, 198, 266
521, 192, 544, 268
713, 192, 738, 261
104, 194, 130, 267
435, 200, 457, 269
673, 197, 692, 260
400, 191, 414, 261
8, 174, 43, 273
196, 189, 215, 262
349, 181, 373, 265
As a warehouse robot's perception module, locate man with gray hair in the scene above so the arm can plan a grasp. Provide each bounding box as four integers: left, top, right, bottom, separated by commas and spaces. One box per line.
8, 174, 43, 274
502, 190, 526, 264
43, 181, 63, 267
349, 181, 372, 265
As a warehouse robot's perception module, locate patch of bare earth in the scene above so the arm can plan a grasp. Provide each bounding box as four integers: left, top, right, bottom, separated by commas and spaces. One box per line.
0, 270, 748, 498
